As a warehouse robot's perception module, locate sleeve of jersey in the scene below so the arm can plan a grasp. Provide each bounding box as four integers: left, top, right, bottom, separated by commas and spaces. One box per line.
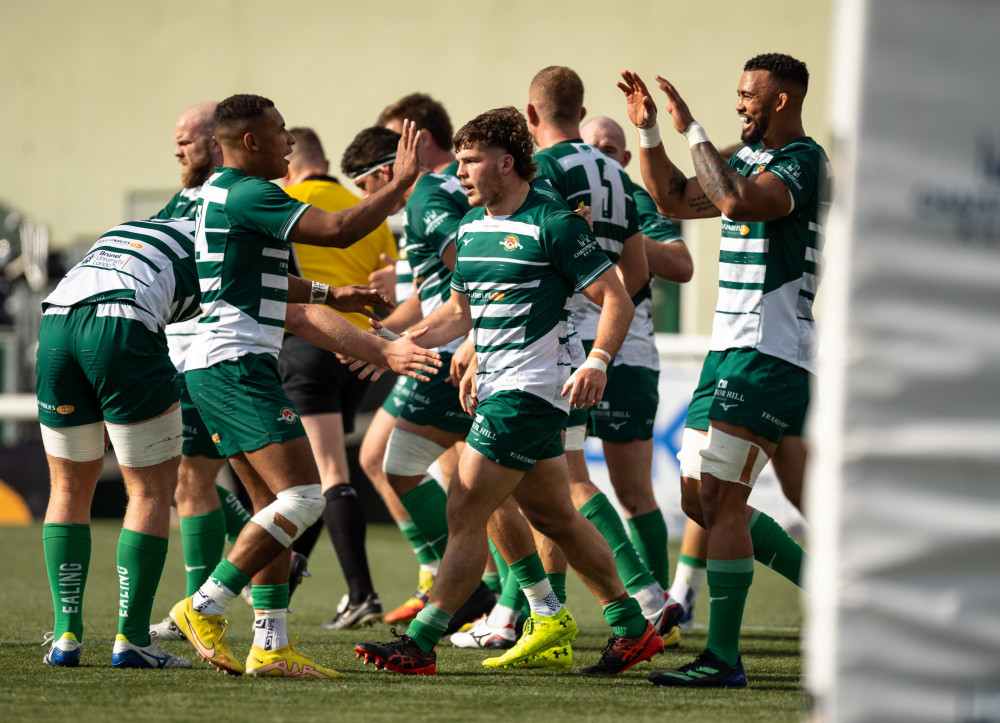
229, 178, 311, 240
544, 211, 613, 292
422, 194, 462, 258
449, 259, 466, 294
765, 144, 820, 212
533, 154, 567, 198
634, 185, 683, 243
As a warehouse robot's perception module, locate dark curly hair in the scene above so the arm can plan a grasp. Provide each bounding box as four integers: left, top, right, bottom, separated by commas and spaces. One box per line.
377, 93, 453, 151
341, 126, 401, 178
214, 94, 275, 142
453, 107, 537, 182
744, 53, 809, 94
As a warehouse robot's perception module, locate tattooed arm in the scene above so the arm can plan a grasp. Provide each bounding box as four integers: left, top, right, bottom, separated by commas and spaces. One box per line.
619, 70, 720, 219
653, 74, 793, 223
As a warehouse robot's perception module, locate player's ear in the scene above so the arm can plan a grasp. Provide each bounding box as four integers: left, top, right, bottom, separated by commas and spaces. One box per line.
579, 106, 586, 122
526, 103, 540, 127
622, 149, 632, 168
775, 92, 789, 113
243, 131, 258, 152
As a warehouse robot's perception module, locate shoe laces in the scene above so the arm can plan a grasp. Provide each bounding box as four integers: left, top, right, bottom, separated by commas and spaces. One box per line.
41, 631, 55, 647
388, 627, 415, 647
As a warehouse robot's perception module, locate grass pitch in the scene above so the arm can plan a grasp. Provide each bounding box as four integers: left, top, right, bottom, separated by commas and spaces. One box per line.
0, 520, 805, 721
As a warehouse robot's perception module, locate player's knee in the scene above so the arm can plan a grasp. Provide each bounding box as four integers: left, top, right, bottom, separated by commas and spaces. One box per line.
699, 427, 769, 489
383, 428, 446, 477
40, 421, 105, 462
106, 408, 183, 468
680, 492, 705, 526
249, 483, 325, 547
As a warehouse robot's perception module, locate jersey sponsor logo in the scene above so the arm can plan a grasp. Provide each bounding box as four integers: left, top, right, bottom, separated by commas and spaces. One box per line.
739, 225, 751, 236
211, 432, 221, 444
719, 403, 739, 411
277, 407, 298, 424
755, 165, 767, 174
717, 379, 728, 389
462, 235, 474, 247
56, 404, 75, 415
489, 292, 506, 302
423, 210, 451, 235
406, 403, 424, 414
129, 242, 143, 248
508, 450, 536, 465
609, 420, 628, 431
500, 235, 523, 252
760, 411, 790, 430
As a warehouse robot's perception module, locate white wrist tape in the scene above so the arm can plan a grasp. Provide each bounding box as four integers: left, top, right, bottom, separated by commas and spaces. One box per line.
637, 123, 662, 149
684, 122, 710, 148
375, 326, 400, 341
309, 281, 329, 304
581, 355, 608, 374
590, 348, 613, 363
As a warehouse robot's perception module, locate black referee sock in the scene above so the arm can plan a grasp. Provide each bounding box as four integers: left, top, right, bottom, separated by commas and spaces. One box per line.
291, 517, 324, 560
323, 484, 376, 604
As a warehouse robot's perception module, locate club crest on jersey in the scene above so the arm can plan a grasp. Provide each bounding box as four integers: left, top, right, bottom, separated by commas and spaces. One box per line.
756, 165, 767, 174
277, 407, 298, 424
500, 235, 523, 252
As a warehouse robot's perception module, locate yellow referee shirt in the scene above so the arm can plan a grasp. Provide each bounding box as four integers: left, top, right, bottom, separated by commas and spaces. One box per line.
285, 175, 398, 329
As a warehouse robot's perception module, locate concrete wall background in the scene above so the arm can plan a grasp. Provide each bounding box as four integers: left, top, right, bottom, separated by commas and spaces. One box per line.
2, 0, 831, 333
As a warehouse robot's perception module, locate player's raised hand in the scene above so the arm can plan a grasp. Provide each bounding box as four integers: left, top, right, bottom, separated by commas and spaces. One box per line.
368, 254, 398, 304
617, 71, 658, 129
392, 119, 425, 186
653, 76, 696, 135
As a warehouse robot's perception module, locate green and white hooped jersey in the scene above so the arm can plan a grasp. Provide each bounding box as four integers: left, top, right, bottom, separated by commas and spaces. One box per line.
715, 138, 832, 373
452, 187, 612, 413
534, 140, 640, 342
403, 170, 470, 354
185, 167, 310, 369
151, 187, 200, 221
42, 218, 200, 334
154, 185, 204, 372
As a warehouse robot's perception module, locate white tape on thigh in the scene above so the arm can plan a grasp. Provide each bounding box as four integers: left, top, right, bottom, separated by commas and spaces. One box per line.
699, 427, 769, 488
383, 428, 447, 476
564, 425, 587, 452
40, 421, 106, 462
250, 484, 325, 547
106, 408, 183, 467
676, 428, 709, 480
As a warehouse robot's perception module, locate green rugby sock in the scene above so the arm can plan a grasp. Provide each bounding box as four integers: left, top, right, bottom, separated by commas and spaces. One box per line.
209, 558, 252, 597
547, 572, 567, 605
398, 518, 439, 566
602, 597, 647, 638
482, 572, 502, 598
43, 523, 91, 641
216, 485, 250, 544
400, 480, 449, 560
179, 509, 226, 596
407, 603, 452, 653
116, 529, 169, 647
579, 493, 656, 594
705, 557, 754, 666
627, 508, 670, 589
749, 509, 806, 587
250, 583, 290, 611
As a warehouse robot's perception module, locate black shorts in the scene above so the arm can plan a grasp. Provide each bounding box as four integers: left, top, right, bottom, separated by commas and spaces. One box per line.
278, 334, 371, 433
